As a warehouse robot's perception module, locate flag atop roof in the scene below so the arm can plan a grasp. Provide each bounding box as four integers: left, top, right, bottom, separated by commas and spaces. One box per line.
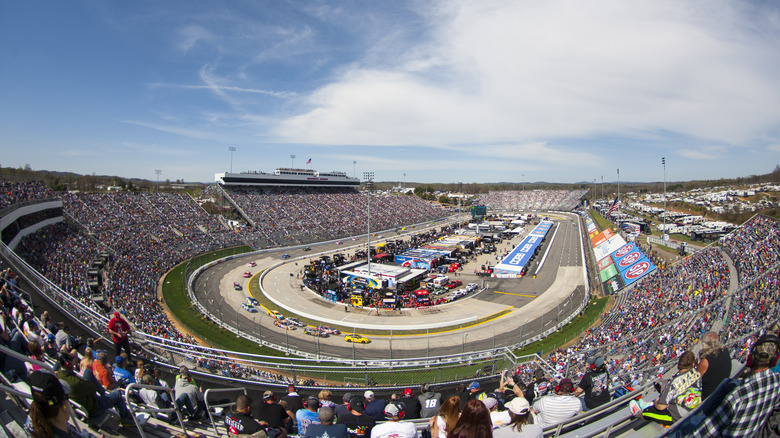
306, 158, 312, 165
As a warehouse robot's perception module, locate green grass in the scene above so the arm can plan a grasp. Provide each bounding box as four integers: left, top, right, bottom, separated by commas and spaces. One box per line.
589, 210, 614, 233
513, 297, 609, 357
161, 245, 292, 357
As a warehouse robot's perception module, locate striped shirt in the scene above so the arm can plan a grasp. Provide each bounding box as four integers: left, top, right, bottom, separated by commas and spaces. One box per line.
532, 395, 582, 429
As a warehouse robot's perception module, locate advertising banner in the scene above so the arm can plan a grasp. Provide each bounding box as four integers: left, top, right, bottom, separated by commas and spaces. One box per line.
597, 256, 614, 271
593, 235, 627, 261
599, 263, 619, 282
620, 259, 657, 286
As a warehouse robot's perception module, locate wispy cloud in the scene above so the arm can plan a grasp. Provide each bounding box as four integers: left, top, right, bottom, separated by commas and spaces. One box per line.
149, 81, 294, 99
677, 145, 728, 160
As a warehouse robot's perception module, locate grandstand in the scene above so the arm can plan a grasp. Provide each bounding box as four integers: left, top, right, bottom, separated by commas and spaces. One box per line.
1, 180, 779, 437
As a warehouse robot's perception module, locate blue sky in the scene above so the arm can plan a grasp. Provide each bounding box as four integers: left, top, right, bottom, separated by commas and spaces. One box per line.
1, 1, 779, 185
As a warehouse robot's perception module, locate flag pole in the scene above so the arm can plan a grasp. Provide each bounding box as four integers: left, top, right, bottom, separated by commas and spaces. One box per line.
617, 168, 620, 214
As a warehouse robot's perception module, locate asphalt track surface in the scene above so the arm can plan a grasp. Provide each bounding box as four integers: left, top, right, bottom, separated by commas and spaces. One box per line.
192, 213, 587, 360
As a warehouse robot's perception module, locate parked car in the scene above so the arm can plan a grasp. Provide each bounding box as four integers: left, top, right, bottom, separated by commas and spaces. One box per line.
345, 334, 370, 344
446, 280, 463, 289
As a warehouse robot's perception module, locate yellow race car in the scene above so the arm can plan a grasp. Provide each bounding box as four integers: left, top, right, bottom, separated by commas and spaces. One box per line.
344, 334, 370, 344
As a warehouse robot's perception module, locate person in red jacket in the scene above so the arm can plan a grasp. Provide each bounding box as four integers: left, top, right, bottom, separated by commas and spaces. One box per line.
107, 312, 132, 359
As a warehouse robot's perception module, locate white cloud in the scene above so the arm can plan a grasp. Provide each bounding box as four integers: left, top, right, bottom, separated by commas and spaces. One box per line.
272, 0, 780, 151
677, 145, 728, 160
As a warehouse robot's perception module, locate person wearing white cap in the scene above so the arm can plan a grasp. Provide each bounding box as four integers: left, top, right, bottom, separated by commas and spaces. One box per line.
370, 402, 418, 438
363, 390, 386, 421
493, 397, 542, 438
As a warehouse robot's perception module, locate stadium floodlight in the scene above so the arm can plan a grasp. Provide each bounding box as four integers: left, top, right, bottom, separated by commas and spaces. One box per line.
363, 172, 374, 276
228, 147, 236, 173
353, 160, 357, 178
154, 169, 162, 193
290, 154, 296, 168
662, 157, 667, 239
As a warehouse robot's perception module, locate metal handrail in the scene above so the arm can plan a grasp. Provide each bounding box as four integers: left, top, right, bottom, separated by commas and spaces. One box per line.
203, 387, 248, 436
125, 382, 187, 438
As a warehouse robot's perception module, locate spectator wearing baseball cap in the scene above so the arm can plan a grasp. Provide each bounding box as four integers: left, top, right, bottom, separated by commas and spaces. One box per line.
467, 381, 485, 402
336, 397, 375, 438
574, 356, 610, 411
281, 384, 304, 417
112, 354, 135, 388
363, 390, 386, 422
370, 402, 418, 438
334, 392, 353, 420
418, 384, 442, 418
531, 378, 581, 429
28, 370, 78, 438
255, 390, 290, 434
493, 397, 542, 438
401, 388, 421, 419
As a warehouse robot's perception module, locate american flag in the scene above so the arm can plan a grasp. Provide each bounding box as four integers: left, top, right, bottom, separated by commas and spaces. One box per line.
607, 196, 619, 216
306, 158, 311, 165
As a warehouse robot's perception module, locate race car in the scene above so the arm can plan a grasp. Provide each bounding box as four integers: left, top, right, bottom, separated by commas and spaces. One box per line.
274, 320, 295, 330
318, 325, 341, 335
286, 317, 306, 327
345, 334, 370, 344
246, 297, 259, 305
241, 303, 258, 313
233, 282, 242, 290
445, 280, 463, 289
281, 254, 290, 259
243, 271, 252, 278
267, 310, 284, 320
304, 327, 329, 337
248, 261, 257, 267
303, 247, 311, 251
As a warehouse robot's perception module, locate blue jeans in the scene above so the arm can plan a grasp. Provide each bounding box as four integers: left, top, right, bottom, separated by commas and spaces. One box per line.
95, 389, 130, 420
665, 378, 739, 438
176, 393, 203, 417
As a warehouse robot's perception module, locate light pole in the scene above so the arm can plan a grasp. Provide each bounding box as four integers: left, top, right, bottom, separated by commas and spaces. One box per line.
462, 333, 469, 354
353, 160, 357, 178
662, 157, 667, 239
601, 176, 604, 201
228, 147, 236, 173
363, 172, 374, 275
155, 169, 162, 192
290, 154, 296, 168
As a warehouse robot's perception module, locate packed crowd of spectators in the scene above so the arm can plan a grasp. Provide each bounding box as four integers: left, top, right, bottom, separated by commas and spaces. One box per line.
219, 186, 450, 248
478, 190, 587, 212
718, 214, 780, 285
3, 181, 780, 413
0, 181, 56, 211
